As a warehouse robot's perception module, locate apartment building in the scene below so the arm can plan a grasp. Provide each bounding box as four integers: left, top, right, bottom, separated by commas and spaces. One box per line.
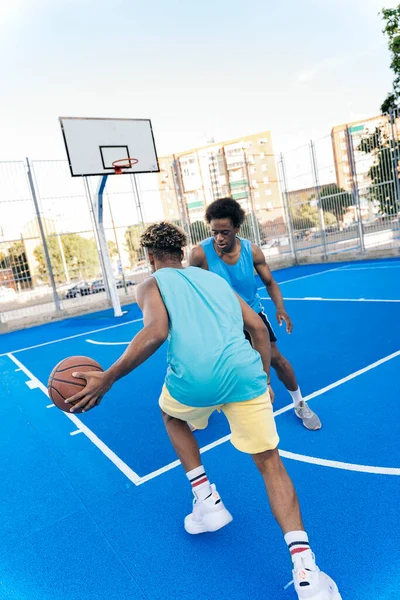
157, 131, 283, 227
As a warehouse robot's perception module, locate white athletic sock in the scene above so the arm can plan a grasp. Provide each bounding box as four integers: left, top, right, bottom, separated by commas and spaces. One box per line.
288, 387, 303, 407
284, 530, 316, 569
186, 465, 212, 500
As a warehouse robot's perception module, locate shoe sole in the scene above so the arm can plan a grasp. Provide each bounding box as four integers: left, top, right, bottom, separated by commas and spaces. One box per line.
303, 422, 322, 431
184, 510, 233, 535
296, 573, 341, 600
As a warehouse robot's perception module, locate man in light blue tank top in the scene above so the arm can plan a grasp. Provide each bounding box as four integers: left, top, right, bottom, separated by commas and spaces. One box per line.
65, 222, 341, 600
190, 197, 322, 431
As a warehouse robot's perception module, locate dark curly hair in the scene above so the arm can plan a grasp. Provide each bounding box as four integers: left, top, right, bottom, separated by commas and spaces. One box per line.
140, 221, 187, 260
205, 198, 246, 228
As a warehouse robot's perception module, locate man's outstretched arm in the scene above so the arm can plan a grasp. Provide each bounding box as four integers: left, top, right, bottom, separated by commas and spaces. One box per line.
65, 278, 169, 412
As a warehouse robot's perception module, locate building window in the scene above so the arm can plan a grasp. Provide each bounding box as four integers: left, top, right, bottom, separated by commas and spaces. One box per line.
258, 138, 268, 145
261, 164, 268, 172
251, 167, 256, 174
263, 176, 269, 184
265, 189, 272, 196
259, 152, 265, 159
252, 180, 258, 189
254, 191, 260, 199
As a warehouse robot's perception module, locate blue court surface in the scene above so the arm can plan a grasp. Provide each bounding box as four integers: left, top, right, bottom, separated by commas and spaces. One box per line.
0, 258, 399, 600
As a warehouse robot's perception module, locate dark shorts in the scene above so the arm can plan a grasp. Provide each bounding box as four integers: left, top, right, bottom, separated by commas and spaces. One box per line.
244, 311, 277, 344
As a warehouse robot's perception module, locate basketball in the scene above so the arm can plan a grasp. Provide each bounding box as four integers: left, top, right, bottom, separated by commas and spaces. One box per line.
48, 356, 103, 413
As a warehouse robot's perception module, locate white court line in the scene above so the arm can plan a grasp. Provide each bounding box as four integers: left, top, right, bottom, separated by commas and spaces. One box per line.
70, 429, 83, 436
260, 297, 400, 303
86, 339, 130, 346
0, 317, 143, 358
279, 450, 400, 476
337, 265, 400, 271
256, 266, 343, 291
138, 349, 400, 484
7, 352, 142, 485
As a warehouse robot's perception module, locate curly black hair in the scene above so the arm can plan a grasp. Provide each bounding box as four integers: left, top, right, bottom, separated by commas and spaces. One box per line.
204, 198, 246, 228
140, 221, 187, 260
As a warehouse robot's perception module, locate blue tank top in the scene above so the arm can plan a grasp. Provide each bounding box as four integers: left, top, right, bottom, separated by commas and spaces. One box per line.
152, 267, 267, 407
201, 237, 263, 313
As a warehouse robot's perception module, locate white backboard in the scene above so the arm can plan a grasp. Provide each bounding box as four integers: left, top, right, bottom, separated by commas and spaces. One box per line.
59, 117, 159, 176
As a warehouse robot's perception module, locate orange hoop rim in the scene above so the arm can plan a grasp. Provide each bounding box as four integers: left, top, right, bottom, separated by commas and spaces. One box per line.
112, 157, 139, 174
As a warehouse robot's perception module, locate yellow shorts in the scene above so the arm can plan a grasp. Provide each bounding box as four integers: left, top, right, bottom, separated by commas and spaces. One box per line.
159, 386, 279, 455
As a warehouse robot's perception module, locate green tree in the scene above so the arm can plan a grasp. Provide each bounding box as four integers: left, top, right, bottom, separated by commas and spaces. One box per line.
380, 6, 400, 112
108, 240, 118, 259
318, 184, 353, 221
323, 211, 338, 227
358, 127, 399, 215
291, 203, 319, 230
124, 224, 146, 266
34, 233, 99, 283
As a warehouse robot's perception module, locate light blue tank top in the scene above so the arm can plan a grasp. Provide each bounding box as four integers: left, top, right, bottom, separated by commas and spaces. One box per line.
152, 267, 267, 407
201, 237, 263, 313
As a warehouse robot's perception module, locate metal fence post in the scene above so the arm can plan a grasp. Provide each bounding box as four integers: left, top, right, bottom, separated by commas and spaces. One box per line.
26, 157, 61, 313
279, 153, 297, 261
244, 151, 261, 246
172, 156, 192, 256
345, 127, 365, 253
310, 141, 328, 260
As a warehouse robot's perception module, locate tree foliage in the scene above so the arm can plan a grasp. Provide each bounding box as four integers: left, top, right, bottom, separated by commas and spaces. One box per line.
124, 224, 146, 266
34, 233, 99, 283
381, 6, 400, 112
291, 203, 338, 231
358, 127, 399, 215
319, 184, 354, 220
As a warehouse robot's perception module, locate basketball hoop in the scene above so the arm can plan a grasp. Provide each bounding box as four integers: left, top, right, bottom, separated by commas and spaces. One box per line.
112, 157, 139, 174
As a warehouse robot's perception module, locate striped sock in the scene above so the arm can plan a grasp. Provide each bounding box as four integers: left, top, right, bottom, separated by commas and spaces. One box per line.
186, 465, 212, 500
284, 530, 313, 562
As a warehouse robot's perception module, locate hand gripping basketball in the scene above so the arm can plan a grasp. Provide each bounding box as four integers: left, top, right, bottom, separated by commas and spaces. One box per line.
65, 370, 113, 413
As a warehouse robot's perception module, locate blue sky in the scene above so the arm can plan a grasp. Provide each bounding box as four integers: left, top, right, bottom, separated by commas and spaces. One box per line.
0, 0, 398, 161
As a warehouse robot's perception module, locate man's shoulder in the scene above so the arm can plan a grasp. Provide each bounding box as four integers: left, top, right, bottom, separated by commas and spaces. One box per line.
189, 242, 209, 267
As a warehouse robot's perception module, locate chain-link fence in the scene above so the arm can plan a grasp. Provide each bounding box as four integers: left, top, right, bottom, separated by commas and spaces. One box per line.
1, 109, 400, 331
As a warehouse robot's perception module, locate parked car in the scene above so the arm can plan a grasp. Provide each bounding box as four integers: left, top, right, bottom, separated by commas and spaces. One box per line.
91, 279, 106, 294
65, 281, 91, 298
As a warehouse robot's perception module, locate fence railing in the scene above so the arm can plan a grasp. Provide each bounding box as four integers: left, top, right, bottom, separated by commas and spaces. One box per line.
1, 108, 400, 330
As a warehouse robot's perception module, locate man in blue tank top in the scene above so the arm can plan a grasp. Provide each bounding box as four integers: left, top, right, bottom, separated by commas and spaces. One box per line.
66, 222, 341, 600
189, 197, 321, 431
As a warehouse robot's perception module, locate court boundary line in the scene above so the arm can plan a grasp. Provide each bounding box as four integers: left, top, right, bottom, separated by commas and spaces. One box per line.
0, 317, 144, 358
137, 348, 400, 484
6, 352, 142, 485
256, 265, 343, 291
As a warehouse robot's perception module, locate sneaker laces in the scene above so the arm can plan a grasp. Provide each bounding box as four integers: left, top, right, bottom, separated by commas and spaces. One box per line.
295, 401, 313, 417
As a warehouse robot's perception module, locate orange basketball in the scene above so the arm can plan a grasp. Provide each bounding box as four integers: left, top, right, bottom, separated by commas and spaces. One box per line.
48, 356, 103, 413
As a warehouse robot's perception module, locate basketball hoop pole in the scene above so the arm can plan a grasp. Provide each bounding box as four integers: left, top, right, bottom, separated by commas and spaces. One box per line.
92, 175, 123, 318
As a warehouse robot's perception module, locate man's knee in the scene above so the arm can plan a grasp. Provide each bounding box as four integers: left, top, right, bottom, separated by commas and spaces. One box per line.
270, 344, 286, 369
252, 447, 281, 473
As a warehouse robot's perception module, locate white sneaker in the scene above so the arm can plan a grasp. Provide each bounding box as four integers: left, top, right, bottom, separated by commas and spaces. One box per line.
293, 553, 342, 599
184, 484, 233, 534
